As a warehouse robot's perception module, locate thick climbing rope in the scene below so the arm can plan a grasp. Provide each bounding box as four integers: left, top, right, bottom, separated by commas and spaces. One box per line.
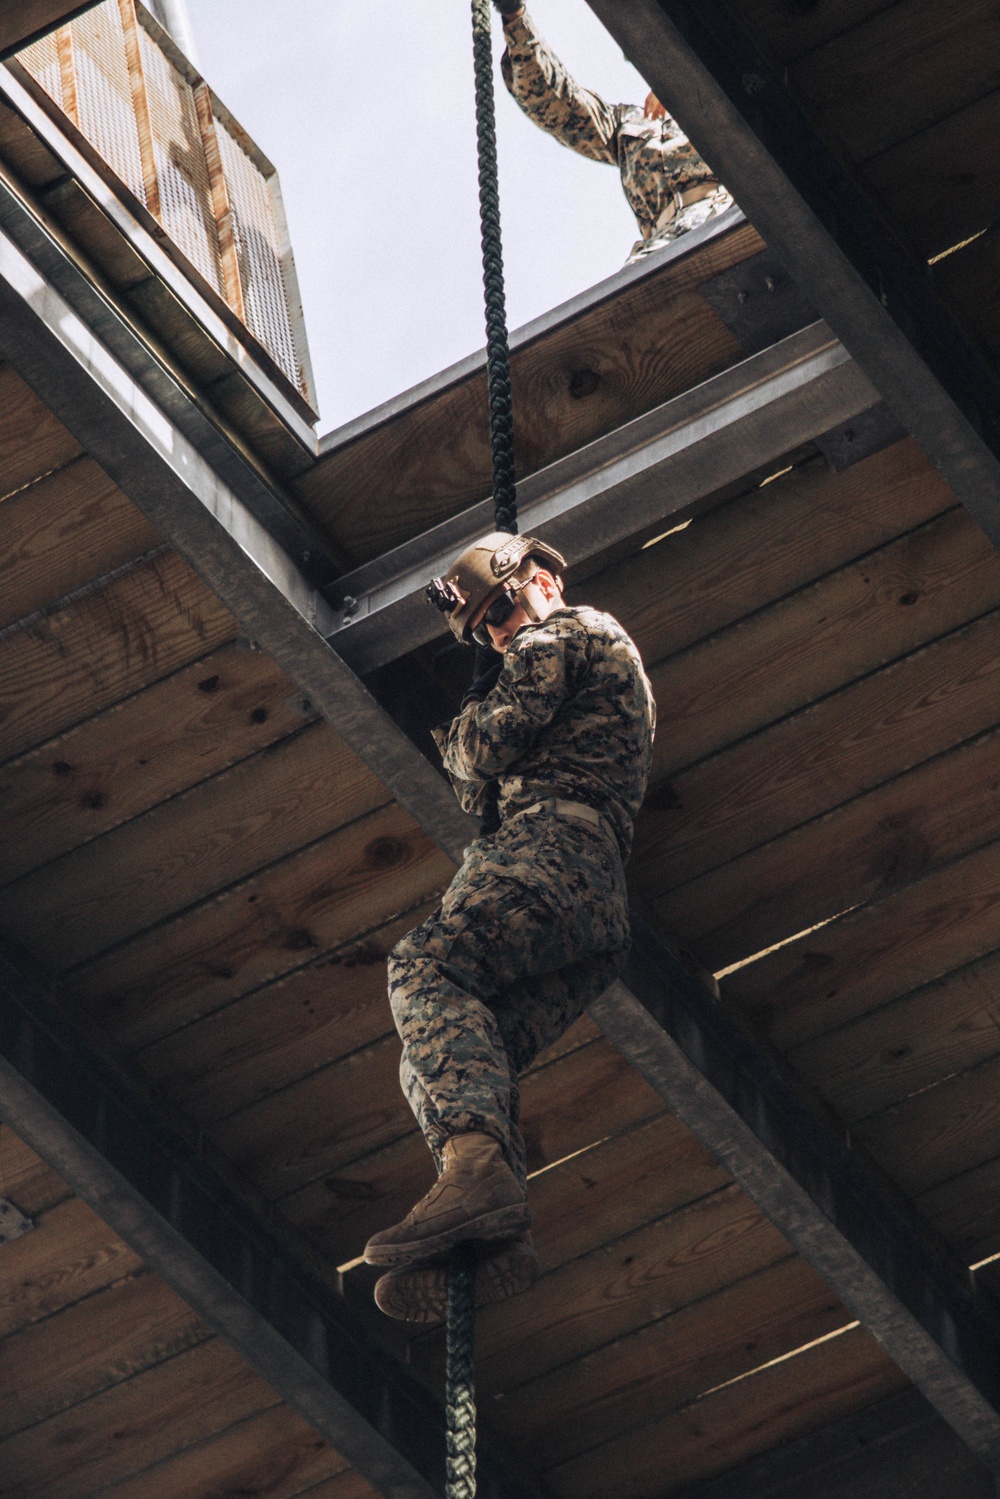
444, 4, 520, 1496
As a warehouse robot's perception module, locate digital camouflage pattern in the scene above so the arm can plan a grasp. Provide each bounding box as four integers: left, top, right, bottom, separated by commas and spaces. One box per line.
390, 606, 655, 1185
501, 9, 734, 261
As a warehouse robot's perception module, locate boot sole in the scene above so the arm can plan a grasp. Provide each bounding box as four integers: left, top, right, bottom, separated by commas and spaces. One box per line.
365, 1201, 532, 1268
375, 1240, 539, 1324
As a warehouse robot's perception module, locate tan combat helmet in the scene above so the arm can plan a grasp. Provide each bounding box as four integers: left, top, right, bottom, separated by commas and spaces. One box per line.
426, 531, 566, 644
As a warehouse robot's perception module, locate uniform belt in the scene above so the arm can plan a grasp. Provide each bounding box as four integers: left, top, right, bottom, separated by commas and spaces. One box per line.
666, 180, 722, 220
519, 798, 603, 830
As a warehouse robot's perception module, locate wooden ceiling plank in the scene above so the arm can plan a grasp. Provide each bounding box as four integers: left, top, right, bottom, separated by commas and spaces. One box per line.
657, 715, 1000, 972
790, 946, 1000, 1128
1, 722, 386, 971
786, 0, 1000, 166
933, 225, 1000, 374
0, 1338, 275, 1499
860, 90, 1000, 262
0, 642, 308, 885
729, 0, 897, 66
644, 505, 999, 780
584, 438, 950, 670
489, 1255, 845, 1469
96, 1400, 348, 1499
62, 803, 453, 1051
0, 455, 159, 633
0, 1268, 210, 1442
633, 602, 1000, 896
0, 2, 99, 58
723, 831, 1000, 1054
0, 1123, 69, 1216
543, 1323, 903, 1498
0, 1193, 143, 1340
0, 549, 237, 764
0, 361, 80, 500
919, 1157, 1000, 1266
134, 905, 437, 1121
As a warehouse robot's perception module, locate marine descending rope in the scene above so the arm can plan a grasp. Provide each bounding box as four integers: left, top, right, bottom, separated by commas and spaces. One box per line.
445, 3, 519, 1497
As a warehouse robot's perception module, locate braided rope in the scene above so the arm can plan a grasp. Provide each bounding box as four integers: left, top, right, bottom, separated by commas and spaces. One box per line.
471, 0, 517, 536
446, 1249, 478, 1499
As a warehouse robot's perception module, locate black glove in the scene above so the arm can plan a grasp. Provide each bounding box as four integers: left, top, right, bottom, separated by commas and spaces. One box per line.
461, 645, 503, 709
492, 0, 524, 14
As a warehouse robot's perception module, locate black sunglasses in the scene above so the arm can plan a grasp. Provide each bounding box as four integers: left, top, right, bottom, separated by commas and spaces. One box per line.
472, 588, 519, 647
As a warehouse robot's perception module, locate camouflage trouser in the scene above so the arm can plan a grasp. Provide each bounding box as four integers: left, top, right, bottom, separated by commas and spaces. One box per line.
627, 187, 735, 263
388, 811, 630, 1190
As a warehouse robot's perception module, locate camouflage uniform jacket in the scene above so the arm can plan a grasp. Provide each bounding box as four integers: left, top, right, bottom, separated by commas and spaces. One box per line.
501, 9, 723, 257
431, 606, 655, 858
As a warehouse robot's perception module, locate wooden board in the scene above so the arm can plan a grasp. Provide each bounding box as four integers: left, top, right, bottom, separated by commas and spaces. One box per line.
0, 456, 159, 634
0, 363, 81, 502
64, 803, 453, 1049
294, 226, 763, 565
0, 1269, 209, 1441
918, 1155, 1000, 1262
585, 440, 952, 672
489, 1256, 845, 1469
731, 0, 896, 65
0, 548, 236, 763
643, 504, 1000, 780
0, 1338, 275, 1499
0, 1195, 143, 1339
0, 1126, 69, 1217
655, 718, 1000, 972
71, 1400, 347, 1499
933, 223, 1000, 373
1, 721, 385, 969
543, 1324, 904, 1498
787, 0, 1000, 164
0, 642, 309, 884
790, 947, 1000, 1127
723, 834, 1000, 1053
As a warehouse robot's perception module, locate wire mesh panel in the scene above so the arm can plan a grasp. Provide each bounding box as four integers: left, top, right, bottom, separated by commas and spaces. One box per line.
213, 119, 302, 391
137, 22, 224, 296
72, 4, 148, 206
19, 31, 64, 112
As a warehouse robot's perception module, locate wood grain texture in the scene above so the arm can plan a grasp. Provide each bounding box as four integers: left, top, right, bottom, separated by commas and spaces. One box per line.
0, 1126, 69, 1217
730, 0, 896, 64
490, 1256, 844, 1468
644, 505, 1000, 781
585, 440, 952, 673
861, 89, 1000, 261
0, 548, 236, 762
0, 98, 64, 189
0, 643, 308, 884
0, 1269, 209, 1441
0, 1338, 274, 1499
544, 1324, 903, 1498
1, 722, 384, 970
295, 227, 763, 564
84, 1400, 347, 1499
722, 830, 1000, 1053
0, 1195, 143, 1339
64, 803, 453, 1050
0, 457, 159, 634
136, 906, 436, 1118
655, 718, 1000, 972
918, 1154, 1000, 1261
791, 946, 1000, 1127
788, 0, 1000, 164
0, 365, 81, 502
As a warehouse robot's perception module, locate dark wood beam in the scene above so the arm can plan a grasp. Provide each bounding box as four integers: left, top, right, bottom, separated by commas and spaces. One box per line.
0, 948, 533, 1499
0, 1, 99, 59
582, 0, 1000, 554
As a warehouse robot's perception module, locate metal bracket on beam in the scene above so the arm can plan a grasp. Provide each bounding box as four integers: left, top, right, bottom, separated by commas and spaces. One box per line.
699, 248, 817, 354
0, 1197, 33, 1244
590, 918, 1000, 1473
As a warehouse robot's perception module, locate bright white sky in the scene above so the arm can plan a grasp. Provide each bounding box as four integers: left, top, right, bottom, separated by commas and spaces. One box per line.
191, 2, 649, 432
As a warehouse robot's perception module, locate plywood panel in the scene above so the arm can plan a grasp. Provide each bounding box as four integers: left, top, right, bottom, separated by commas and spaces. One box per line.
65, 804, 453, 1048
1, 722, 385, 968
0, 457, 159, 633
0, 643, 308, 883
722, 833, 1000, 1053
632, 605, 1000, 895
656, 719, 1000, 972
0, 364, 81, 501
0, 1270, 208, 1441
544, 1325, 903, 1498
585, 440, 951, 673
0, 549, 236, 762
0, 1339, 274, 1499
0, 1195, 142, 1339
491, 1256, 844, 1468
646, 506, 1000, 779
297, 227, 763, 564
95, 1401, 347, 1499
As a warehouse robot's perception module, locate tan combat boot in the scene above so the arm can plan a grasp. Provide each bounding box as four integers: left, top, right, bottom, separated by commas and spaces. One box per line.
373, 1232, 538, 1323
364, 1132, 531, 1269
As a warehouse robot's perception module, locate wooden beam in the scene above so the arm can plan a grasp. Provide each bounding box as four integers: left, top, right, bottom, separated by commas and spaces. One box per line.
0, 1, 98, 60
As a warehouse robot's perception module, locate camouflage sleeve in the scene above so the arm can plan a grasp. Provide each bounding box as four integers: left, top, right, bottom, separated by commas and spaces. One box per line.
433, 620, 580, 783
500, 10, 622, 166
